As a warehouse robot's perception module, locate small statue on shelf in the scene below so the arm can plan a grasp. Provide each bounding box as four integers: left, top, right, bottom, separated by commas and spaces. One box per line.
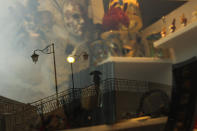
169, 18, 176, 33
161, 16, 166, 37
161, 27, 166, 38
180, 13, 187, 26
162, 16, 166, 24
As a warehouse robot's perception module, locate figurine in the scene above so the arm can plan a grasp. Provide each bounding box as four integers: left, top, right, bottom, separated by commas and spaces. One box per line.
180, 13, 187, 26
161, 16, 166, 37
162, 16, 166, 24
169, 18, 176, 33
161, 27, 166, 37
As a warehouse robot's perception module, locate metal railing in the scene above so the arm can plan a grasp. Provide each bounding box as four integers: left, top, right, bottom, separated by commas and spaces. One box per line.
27, 78, 149, 114
10, 78, 156, 130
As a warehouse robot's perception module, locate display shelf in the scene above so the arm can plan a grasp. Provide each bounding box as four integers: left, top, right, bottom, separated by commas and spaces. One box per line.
154, 21, 197, 49
153, 21, 197, 63
99, 57, 172, 86
73, 57, 172, 95
100, 57, 172, 64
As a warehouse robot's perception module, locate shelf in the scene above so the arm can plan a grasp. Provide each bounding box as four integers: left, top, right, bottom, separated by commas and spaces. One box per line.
154, 21, 197, 49
73, 57, 172, 95
98, 57, 172, 86
100, 57, 172, 64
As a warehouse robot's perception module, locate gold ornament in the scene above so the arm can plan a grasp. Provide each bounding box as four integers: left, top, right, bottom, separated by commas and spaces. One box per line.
161, 27, 166, 38
161, 16, 166, 37
109, 0, 139, 9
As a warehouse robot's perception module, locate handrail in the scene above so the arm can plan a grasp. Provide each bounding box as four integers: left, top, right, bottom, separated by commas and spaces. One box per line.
30, 90, 68, 104
17, 78, 149, 114
10, 78, 161, 130
29, 78, 147, 104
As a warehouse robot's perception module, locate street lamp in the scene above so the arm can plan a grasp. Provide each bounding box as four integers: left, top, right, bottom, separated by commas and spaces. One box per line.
31, 43, 59, 107
67, 56, 75, 64
67, 52, 88, 97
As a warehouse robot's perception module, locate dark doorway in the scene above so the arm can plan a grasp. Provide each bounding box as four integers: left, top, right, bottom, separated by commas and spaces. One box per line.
165, 57, 197, 131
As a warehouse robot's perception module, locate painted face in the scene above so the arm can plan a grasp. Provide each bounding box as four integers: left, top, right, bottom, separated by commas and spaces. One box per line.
63, 2, 84, 36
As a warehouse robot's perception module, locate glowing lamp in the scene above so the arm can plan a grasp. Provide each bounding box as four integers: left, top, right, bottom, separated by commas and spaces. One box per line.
67, 56, 75, 63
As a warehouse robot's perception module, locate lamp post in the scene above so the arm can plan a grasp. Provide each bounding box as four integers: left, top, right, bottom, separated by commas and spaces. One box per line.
67, 52, 88, 98
31, 43, 59, 107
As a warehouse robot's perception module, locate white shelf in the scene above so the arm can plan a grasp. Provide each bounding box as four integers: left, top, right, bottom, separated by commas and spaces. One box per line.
100, 57, 172, 64
73, 57, 172, 93
154, 21, 197, 49
98, 57, 172, 86
153, 21, 197, 63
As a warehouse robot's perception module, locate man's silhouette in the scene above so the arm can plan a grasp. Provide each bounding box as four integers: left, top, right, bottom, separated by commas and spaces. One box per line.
90, 70, 102, 107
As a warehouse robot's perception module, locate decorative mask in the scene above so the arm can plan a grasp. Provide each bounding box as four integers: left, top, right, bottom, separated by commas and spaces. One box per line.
63, 2, 84, 36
